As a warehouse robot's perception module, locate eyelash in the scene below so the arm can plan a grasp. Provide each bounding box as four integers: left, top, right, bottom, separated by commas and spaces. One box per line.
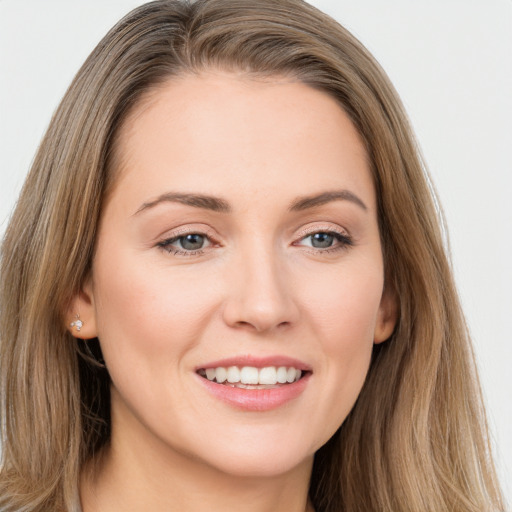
294, 228, 353, 254
157, 228, 353, 257
157, 229, 217, 256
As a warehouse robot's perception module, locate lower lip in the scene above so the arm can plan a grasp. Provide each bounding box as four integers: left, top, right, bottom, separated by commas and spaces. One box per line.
197, 374, 311, 411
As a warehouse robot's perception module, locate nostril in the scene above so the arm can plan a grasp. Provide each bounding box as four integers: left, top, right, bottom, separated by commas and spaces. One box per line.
232, 319, 291, 333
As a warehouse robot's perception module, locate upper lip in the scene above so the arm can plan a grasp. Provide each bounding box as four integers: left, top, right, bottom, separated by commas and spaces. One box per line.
195, 355, 312, 372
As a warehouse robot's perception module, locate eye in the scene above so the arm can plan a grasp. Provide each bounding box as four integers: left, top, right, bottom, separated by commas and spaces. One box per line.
297, 230, 352, 251
307, 232, 336, 249
158, 232, 212, 254
178, 233, 208, 251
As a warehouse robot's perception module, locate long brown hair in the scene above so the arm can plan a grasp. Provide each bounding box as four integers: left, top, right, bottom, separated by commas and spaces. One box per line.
0, 1, 505, 510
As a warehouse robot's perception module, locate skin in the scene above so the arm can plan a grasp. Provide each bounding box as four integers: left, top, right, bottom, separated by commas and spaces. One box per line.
72, 71, 396, 512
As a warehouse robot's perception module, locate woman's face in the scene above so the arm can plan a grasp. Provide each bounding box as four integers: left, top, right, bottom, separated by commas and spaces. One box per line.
77, 71, 396, 477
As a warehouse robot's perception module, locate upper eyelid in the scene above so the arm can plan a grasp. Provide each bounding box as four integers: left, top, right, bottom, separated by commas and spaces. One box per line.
294, 231, 352, 246
158, 225, 219, 241
294, 223, 350, 239
159, 233, 217, 250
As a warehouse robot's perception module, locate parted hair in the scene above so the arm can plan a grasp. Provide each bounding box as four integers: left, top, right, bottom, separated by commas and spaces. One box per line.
0, 1, 505, 511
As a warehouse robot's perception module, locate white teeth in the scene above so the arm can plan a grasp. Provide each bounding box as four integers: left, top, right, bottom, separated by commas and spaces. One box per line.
276, 366, 288, 384
216, 367, 227, 383
227, 366, 240, 383
200, 365, 306, 386
259, 366, 277, 385
240, 366, 259, 384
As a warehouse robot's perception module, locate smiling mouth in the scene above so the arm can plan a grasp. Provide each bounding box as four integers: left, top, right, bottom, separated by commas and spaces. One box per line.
197, 365, 307, 389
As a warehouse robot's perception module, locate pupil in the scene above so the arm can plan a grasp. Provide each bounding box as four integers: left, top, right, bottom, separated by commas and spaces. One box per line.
181, 234, 204, 250
311, 232, 334, 248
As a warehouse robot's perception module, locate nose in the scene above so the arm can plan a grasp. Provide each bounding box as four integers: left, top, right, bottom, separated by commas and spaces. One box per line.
222, 246, 299, 333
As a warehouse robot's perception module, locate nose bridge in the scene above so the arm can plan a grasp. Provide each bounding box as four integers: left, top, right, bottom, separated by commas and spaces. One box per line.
222, 235, 298, 332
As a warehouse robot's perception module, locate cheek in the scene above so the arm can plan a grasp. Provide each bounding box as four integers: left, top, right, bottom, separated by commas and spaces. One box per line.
91, 248, 220, 368
297, 260, 384, 437
322, 267, 383, 380
301, 258, 385, 349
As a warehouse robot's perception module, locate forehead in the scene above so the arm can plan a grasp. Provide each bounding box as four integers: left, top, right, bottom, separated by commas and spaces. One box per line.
108, 70, 375, 213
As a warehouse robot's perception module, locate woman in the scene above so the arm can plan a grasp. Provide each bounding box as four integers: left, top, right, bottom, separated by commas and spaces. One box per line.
0, 0, 505, 510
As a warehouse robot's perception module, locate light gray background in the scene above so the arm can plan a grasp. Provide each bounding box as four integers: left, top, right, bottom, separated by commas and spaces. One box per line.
1, 0, 511, 504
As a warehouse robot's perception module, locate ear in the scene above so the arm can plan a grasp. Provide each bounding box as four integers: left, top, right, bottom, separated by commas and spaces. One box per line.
374, 286, 398, 344
66, 277, 98, 339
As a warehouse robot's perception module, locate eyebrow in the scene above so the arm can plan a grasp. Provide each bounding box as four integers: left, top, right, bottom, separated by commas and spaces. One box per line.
134, 189, 367, 216
134, 193, 231, 215
288, 190, 367, 212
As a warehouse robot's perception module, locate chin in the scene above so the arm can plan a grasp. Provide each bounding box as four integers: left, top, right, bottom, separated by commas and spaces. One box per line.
203, 449, 315, 479
177, 425, 320, 479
